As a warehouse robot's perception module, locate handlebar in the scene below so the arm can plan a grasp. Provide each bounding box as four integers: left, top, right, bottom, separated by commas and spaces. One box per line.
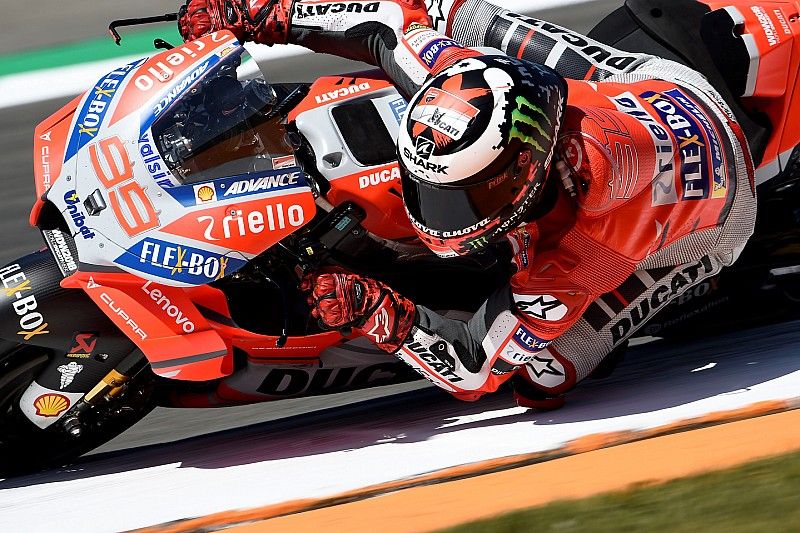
108, 13, 179, 46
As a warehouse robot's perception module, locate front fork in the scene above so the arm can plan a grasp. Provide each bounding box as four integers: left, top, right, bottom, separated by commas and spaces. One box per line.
57, 350, 150, 437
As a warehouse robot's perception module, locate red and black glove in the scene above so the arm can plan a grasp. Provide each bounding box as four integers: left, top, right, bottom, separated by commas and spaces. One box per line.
303, 272, 416, 353
178, 0, 293, 44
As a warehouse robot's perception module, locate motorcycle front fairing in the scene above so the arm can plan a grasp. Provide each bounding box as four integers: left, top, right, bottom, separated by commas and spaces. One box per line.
41, 31, 316, 381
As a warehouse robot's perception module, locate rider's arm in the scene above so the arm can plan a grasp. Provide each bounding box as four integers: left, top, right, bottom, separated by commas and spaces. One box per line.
288, 0, 480, 97
431, 0, 646, 81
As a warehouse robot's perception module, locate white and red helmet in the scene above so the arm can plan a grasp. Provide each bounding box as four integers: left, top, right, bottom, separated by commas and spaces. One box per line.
398, 56, 567, 257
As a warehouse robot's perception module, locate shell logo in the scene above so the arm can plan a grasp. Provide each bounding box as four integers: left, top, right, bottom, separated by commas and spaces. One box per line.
33, 394, 70, 417
195, 185, 216, 203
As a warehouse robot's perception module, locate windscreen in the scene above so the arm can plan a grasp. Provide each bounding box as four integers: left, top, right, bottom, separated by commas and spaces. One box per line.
150, 48, 296, 185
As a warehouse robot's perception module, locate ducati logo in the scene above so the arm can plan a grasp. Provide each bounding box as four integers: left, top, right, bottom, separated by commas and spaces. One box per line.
415, 136, 435, 159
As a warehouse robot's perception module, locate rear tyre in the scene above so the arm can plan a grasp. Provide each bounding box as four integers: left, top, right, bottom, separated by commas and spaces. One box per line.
0, 344, 155, 477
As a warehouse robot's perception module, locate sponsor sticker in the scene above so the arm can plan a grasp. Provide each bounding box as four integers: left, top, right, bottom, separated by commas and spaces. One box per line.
99, 292, 148, 341
365, 307, 391, 344
294, 1, 379, 19
751, 6, 780, 46
418, 37, 462, 69
605, 256, 716, 345
425, 0, 455, 31
33, 394, 70, 417
43, 229, 79, 276
314, 82, 372, 104
194, 183, 217, 204
511, 324, 551, 352
57, 362, 83, 389
115, 237, 247, 285
140, 56, 221, 135
389, 97, 408, 124
165, 169, 306, 206
63, 191, 96, 240
0, 263, 49, 341
69, 333, 98, 359
500, 12, 639, 73
663, 88, 727, 198
64, 59, 143, 162
358, 164, 401, 189
485, 311, 552, 366
641, 89, 726, 201
255, 362, 411, 397
401, 329, 463, 384
272, 155, 297, 170
414, 136, 435, 159
611, 92, 677, 207
411, 87, 479, 142
138, 131, 174, 186
141, 281, 197, 334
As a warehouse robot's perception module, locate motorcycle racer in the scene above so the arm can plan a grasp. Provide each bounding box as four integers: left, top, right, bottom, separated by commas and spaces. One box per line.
178, 0, 756, 408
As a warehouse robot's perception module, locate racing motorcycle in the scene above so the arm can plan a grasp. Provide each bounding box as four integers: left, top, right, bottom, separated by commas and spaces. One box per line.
1, 0, 800, 475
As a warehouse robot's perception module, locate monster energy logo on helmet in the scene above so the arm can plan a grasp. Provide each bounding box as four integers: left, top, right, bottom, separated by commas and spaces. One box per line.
509, 95, 552, 153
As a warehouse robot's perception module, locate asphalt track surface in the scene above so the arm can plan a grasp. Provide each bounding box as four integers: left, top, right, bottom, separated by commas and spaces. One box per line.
0, 0, 623, 454
1, 320, 799, 531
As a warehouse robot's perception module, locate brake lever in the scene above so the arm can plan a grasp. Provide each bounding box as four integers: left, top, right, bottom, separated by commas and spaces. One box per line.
108, 13, 179, 46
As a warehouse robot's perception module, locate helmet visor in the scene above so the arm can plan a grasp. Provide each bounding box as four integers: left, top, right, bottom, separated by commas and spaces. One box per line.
401, 164, 528, 233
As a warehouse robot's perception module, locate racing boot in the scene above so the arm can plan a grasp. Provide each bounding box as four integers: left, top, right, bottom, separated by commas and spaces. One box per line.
510, 375, 565, 411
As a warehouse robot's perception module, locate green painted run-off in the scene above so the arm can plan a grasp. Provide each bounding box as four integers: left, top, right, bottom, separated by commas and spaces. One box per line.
0, 27, 183, 77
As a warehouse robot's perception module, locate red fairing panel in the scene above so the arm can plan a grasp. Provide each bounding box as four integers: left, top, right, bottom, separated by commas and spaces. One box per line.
62, 272, 232, 381
703, 1, 800, 176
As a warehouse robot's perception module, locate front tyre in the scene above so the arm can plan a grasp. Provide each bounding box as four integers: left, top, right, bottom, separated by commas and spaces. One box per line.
0, 345, 155, 477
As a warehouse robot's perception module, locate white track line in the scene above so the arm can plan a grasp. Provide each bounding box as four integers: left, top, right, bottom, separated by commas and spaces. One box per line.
0, 0, 599, 109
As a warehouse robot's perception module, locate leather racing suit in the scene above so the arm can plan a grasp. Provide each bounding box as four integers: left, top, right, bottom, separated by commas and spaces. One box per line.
287, 0, 756, 402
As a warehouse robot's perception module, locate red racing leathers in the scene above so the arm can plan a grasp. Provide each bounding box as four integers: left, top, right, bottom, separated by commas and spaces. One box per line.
186, 0, 756, 404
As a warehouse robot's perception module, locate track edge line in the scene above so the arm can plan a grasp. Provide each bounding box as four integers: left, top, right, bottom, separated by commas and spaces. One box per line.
137, 398, 798, 533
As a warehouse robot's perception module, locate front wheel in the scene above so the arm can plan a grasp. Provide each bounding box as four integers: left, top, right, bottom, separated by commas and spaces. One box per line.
0, 344, 155, 477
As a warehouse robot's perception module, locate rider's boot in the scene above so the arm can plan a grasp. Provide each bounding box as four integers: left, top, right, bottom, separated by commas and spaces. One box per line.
510, 375, 566, 411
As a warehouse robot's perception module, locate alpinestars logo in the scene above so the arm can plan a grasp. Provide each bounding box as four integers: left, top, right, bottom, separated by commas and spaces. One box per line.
366, 307, 390, 344
528, 355, 564, 378
509, 95, 550, 153
425, 0, 447, 29
513, 294, 568, 322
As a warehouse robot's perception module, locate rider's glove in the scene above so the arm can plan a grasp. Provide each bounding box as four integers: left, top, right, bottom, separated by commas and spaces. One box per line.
303, 272, 416, 353
178, 0, 293, 44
